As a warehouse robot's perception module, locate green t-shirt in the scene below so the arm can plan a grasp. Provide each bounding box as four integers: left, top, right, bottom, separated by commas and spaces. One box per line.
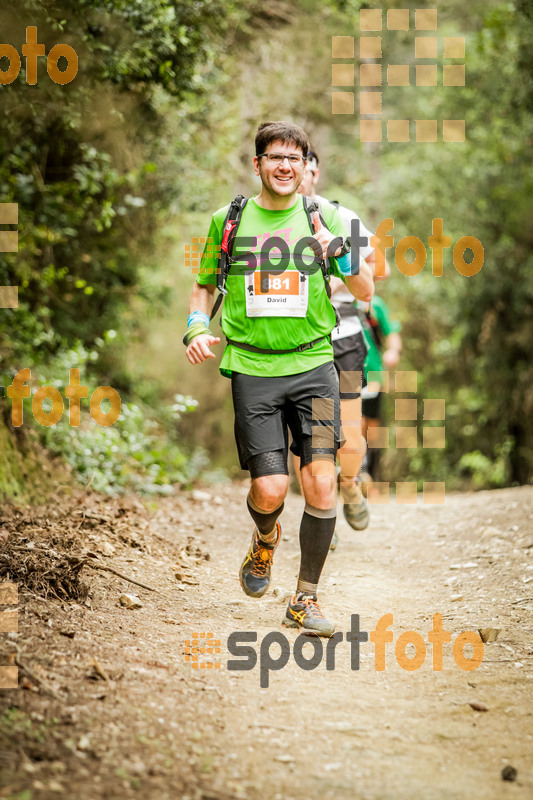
361, 295, 402, 375
196, 196, 348, 377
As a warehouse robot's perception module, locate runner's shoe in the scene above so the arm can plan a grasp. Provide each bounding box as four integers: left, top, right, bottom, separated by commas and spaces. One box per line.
239, 522, 281, 598
282, 592, 335, 637
341, 480, 370, 531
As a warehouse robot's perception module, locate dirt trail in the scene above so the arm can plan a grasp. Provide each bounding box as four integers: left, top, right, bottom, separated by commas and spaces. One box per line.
1, 484, 533, 800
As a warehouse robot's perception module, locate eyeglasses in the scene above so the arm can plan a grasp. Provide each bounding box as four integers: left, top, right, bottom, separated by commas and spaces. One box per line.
257, 153, 307, 166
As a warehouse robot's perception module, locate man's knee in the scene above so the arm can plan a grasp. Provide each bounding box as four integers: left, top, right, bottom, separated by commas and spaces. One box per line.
301, 463, 336, 509
251, 474, 289, 510
311, 473, 336, 503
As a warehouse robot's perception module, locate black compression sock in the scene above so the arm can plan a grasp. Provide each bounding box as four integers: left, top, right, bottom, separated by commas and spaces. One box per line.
247, 495, 283, 541
367, 447, 381, 480
297, 504, 337, 593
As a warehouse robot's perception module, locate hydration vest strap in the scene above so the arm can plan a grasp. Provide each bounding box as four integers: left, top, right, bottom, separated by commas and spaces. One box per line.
212, 195, 248, 319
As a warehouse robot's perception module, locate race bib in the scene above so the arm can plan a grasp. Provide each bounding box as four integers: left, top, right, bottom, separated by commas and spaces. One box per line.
245, 270, 309, 317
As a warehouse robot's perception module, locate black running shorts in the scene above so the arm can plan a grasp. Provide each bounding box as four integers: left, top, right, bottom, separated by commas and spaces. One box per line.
362, 391, 382, 421
333, 331, 368, 400
231, 362, 342, 472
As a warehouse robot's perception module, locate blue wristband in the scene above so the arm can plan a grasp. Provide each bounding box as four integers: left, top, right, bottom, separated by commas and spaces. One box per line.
187, 311, 210, 329
337, 252, 360, 276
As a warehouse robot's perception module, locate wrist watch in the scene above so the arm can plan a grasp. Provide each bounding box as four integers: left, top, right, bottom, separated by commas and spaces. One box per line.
337, 236, 352, 257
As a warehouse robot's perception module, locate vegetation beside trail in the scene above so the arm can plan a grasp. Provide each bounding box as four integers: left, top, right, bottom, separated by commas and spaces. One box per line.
0, 0, 303, 497
1, 0, 532, 500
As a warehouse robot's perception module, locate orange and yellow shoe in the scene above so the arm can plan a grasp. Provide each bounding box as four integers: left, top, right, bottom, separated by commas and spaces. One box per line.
239, 522, 281, 598
282, 592, 335, 637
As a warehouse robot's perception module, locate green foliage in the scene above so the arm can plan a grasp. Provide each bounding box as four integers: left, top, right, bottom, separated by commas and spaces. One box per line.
32, 345, 204, 494
458, 444, 511, 490
0, 0, 296, 494
41, 397, 205, 495
0, 0, 260, 366
73, 0, 227, 97
330, 0, 533, 487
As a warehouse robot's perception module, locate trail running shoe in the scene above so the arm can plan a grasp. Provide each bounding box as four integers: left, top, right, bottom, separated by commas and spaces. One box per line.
282, 592, 335, 637
341, 480, 370, 531
239, 522, 281, 598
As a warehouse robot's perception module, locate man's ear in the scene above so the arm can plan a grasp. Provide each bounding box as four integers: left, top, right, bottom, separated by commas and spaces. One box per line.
253, 156, 260, 176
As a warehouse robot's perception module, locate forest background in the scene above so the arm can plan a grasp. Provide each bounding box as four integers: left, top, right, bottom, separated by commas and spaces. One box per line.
1, 0, 532, 502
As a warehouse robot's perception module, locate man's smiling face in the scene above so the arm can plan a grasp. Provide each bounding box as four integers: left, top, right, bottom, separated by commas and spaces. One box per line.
253, 140, 306, 199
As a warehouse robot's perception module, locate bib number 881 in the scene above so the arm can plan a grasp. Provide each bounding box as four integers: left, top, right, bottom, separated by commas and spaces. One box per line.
261, 276, 291, 293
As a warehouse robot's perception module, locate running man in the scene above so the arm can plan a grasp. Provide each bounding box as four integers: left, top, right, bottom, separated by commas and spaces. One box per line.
295, 149, 390, 536
184, 121, 373, 636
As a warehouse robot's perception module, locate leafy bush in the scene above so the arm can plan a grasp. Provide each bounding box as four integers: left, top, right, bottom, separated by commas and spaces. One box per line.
2, 343, 204, 496
458, 440, 512, 490
40, 397, 204, 495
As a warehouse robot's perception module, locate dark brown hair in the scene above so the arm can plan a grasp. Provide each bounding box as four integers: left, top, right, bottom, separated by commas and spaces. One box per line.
255, 121, 309, 157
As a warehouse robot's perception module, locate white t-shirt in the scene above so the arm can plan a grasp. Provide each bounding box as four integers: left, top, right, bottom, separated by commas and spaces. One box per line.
316, 195, 374, 340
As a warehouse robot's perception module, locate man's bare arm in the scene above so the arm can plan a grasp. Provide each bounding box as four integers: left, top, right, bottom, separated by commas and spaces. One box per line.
365, 247, 391, 281
382, 331, 402, 369
189, 281, 216, 315
344, 260, 374, 303
185, 282, 221, 365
